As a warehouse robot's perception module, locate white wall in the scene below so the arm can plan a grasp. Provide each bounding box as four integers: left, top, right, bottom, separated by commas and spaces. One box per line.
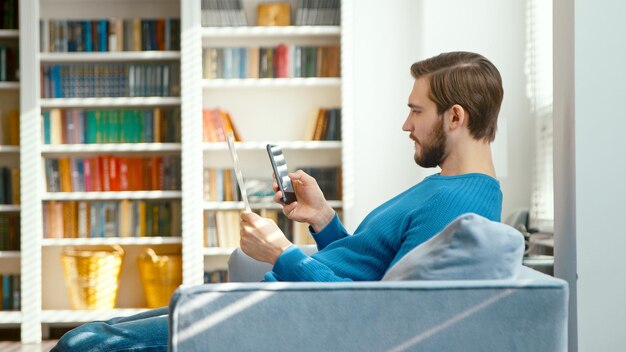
348, 0, 532, 229
562, 0, 626, 350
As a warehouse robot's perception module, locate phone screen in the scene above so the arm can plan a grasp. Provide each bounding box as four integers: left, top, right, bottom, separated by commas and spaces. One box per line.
267, 144, 297, 204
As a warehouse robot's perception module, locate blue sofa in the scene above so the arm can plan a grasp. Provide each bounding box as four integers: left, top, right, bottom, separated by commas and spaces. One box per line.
169, 246, 568, 351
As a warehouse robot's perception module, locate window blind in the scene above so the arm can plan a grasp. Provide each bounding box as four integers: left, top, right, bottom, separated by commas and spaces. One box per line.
525, 0, 554, 232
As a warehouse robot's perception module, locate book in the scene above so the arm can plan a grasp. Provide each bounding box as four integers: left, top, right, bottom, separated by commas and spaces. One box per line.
257, 3, 291, 26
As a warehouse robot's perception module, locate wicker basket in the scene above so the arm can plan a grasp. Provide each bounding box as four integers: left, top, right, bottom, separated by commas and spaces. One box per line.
137, 248, 182, 308
61, 245, 124, 310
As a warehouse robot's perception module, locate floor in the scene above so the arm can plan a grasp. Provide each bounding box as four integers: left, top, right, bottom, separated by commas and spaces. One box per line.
0, 341, 58, 351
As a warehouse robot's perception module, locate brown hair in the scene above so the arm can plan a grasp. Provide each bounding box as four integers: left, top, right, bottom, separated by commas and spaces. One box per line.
411, 52, 503, 142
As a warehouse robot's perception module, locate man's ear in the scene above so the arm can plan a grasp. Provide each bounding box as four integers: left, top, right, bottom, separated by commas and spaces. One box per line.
446, 104, 467, 131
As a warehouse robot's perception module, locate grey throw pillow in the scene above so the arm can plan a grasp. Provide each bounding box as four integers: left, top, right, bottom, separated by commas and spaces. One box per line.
382, 213, 524, 281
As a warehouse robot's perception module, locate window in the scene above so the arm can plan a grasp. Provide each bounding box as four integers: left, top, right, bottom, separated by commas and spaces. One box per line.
525, 0, 553, 232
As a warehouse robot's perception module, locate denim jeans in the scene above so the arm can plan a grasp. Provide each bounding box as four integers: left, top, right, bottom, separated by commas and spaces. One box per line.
51, 307, 169, 352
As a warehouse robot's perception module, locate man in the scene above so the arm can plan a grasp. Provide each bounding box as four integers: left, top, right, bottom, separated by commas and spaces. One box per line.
53, 51, 504, 351
239, 51, 503, 281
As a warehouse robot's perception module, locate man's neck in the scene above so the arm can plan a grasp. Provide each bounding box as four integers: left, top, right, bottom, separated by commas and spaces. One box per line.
439, 140, 496, 178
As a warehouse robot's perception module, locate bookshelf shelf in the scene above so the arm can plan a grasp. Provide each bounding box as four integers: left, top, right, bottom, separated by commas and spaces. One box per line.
0, 311, 21, 324
42, 237, 182, 247
203, 200, 342, 211
0, 29, 19, 38
41, 309, 151, 324
0, 82, 19, 90
0, 205, 20, 212
40, 97, 182, 109
40, 51, 182, 63
0, 251, 20, 259
202, 78, 341, 89
202, 140, 341, 151
42, 143, 182, 155
0, 146, 20, 153
42, 191, 182, 201
201, 26, 340, 38
203, 247, 236, 256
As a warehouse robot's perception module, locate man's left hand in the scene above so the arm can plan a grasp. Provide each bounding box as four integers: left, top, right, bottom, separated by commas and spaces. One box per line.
240, 212, 293, 265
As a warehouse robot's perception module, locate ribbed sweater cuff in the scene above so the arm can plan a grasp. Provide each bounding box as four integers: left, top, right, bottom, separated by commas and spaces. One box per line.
273, 245, 309, 281
311, 213, 343, 249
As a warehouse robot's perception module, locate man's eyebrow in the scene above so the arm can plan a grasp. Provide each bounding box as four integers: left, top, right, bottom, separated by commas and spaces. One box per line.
407, 103, 423, 109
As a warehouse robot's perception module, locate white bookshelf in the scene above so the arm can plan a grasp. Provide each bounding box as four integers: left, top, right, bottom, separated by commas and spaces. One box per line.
42, 143, 182, 155
40, 51, 181, 63
4, 0, 353, 344
201, 26, 340, 38
42, 237, 182, 247
0, 29, 18, 38
202, 140, 341, 151
0, 312, 21, 324
41, 191, 182, 201
199, 0, 350, 280
0, 251, 20, 259
0, 205, 20, 212
202, 77, 341, 88
0, 82, 19, 90
40, 97, 182, 108
0, 146, 20, 153
203, 200, 343, 211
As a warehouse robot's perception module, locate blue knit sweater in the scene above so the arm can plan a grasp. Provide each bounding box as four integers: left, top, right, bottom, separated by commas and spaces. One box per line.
264, 173, 502, 282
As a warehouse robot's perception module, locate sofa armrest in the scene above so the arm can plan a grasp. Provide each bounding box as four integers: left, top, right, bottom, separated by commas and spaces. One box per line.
227, 245, 318, 282
169, 275, 568, 352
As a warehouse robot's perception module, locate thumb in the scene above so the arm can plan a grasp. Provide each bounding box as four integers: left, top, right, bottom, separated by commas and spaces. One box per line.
289, 169, 313, 184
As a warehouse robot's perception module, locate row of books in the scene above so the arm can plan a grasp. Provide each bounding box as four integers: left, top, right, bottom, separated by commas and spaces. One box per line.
203, 168, 242, 202
203, 164, 339, 202
203, 209, 316, 248
40, 18, 181, 53
41, 63, 181, 98
43, 200, 181, 238
304, 108, 341, 141
0, 109, 19, 145
299, 167, 341, 199
0, 274, 20, 311
0, 45, 18, 81
43, 108, 181, 144
0, 0, 18, 30
202, 108, 242, 142
0, 213, 19, 251
204, 270, 228, 284
44, 156, 181, 193
0, 166, 19, 205
200, 0, 247, 27
295, 0, 341, 26
202, 45, 340, 79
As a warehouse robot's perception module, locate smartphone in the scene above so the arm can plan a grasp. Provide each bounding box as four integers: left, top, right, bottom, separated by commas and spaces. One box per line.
266, 144, 297, 204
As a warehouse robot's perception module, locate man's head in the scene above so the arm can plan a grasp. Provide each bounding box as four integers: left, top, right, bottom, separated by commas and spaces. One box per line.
404, 51, 503, 168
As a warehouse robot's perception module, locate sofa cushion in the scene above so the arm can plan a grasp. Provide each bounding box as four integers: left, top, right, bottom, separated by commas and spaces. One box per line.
382, 213, 524, 281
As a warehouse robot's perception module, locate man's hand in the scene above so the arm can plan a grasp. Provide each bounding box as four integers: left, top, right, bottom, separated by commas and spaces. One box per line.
273, 170, 335, 232
240, 212, 293, 265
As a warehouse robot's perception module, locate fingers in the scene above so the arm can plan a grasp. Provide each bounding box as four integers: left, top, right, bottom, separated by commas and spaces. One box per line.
273, 190, 284, 204
282, 201, 298, 214
241, 211, 260, 224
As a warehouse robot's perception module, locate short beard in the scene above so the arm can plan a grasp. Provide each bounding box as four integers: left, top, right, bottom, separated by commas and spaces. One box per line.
414, 118, 447, 168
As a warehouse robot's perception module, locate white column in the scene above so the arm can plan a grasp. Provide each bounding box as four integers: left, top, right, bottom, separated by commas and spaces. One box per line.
554, 0, 626, 350
180, 0, 204, 285
19, 0, 43, 344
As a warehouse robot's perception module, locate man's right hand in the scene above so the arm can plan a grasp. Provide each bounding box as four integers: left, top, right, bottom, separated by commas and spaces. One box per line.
273, 169, 335, 233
